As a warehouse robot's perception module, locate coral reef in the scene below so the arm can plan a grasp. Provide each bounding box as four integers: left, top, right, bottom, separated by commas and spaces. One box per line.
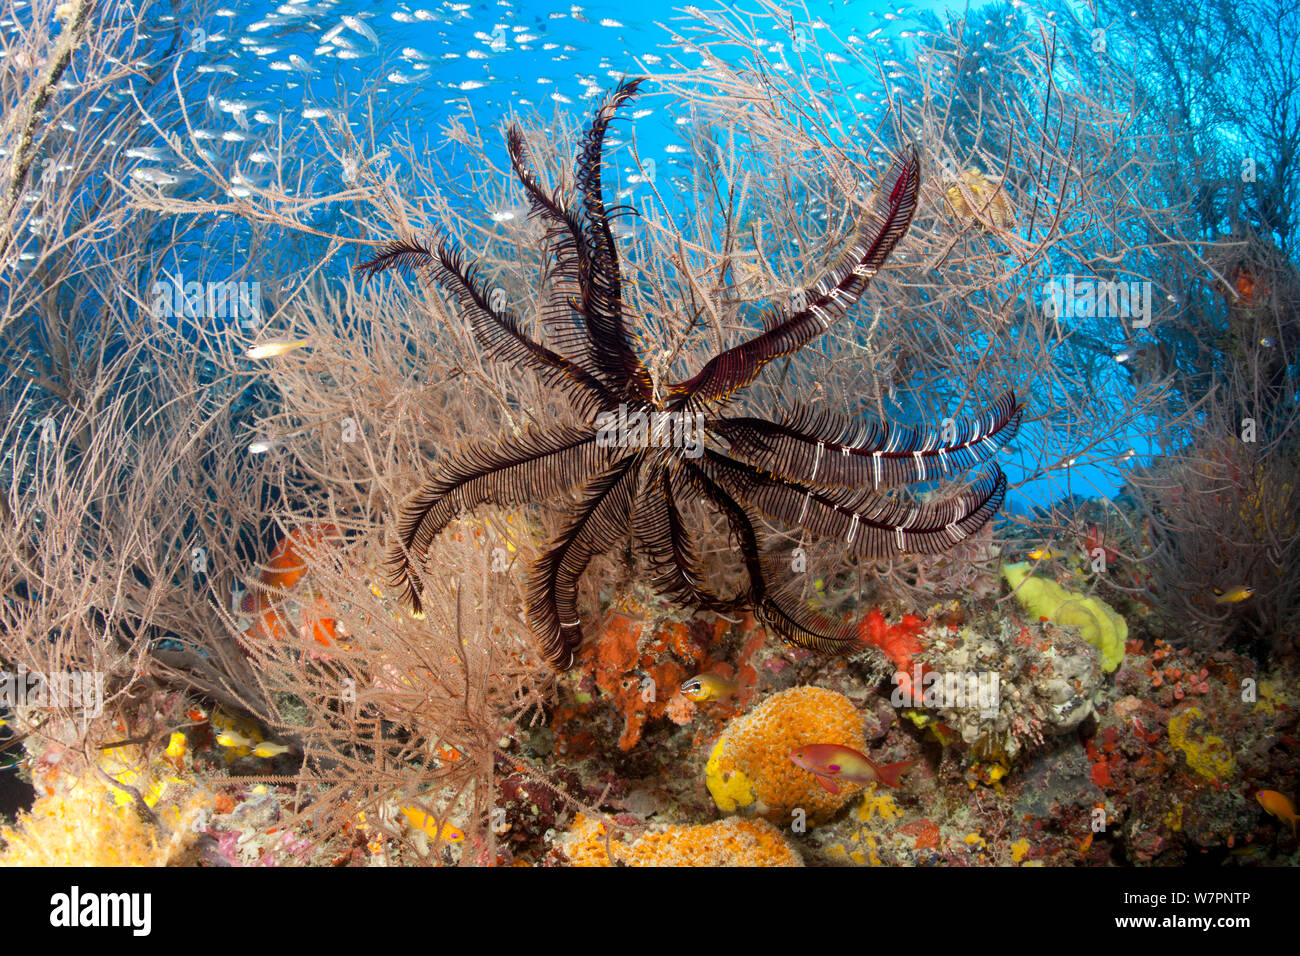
913, 614, 1104, 765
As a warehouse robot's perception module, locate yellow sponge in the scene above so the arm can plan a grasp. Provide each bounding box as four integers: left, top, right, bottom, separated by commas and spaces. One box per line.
1002, 562, 1126, 671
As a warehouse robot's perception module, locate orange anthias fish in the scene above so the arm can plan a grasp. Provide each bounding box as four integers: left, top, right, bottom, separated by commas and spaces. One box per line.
1256, 790, 1298, 835
788, 744, 917, 795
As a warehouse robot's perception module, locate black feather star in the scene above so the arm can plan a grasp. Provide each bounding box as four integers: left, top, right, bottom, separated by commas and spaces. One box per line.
359, 78, 1022, 670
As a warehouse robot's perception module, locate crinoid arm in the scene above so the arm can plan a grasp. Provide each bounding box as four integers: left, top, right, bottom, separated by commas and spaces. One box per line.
495, 79, 653, 404
525, 455, 641, 670
506, 125, 606, 378
356, 238, 614, 417
667, 144, 921, 411
679, 460, 861, 655
705, 450, 1008, 560
386, 425, 615, 614
569, 77, 655, 402
713, 391, 1022, 490
631, 462, 736, 612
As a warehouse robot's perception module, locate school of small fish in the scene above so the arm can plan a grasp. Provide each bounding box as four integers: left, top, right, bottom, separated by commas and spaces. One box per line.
13, 0, 926, 257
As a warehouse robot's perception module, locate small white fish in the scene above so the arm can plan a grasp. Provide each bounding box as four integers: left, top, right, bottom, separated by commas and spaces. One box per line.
289, 54, 311, 74
125, 146, 170, 161
130, 168, 180, 186
246, 339, 307, 359
222, 130, 251, 142
217, 97, 265, 114
302, 107, 332, 119
341, 14, 378, 46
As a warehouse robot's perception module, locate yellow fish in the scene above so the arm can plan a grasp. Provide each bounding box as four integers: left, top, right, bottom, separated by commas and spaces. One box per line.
1027, 547, 1057, 560
1213, 585, 1255, 604
401, 806, 465, 843
1256, 790, 1298, 835
215, 729, 253, 750
251, 741, 291, 758
680, 672, 738, 703
245, 339, 308, 359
